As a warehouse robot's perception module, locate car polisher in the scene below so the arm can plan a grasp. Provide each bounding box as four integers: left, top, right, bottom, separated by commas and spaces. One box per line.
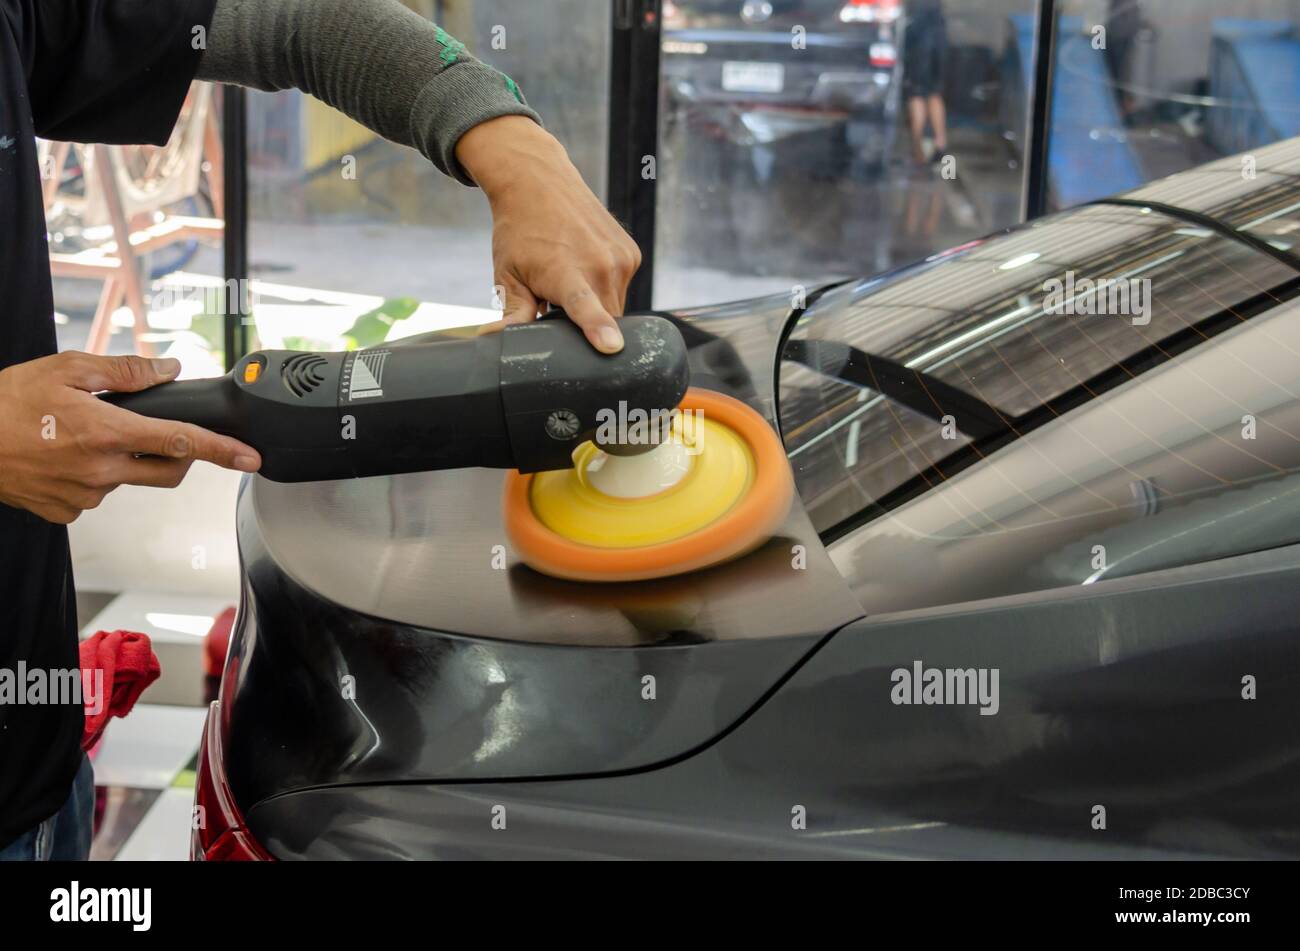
101, 314, 792, 582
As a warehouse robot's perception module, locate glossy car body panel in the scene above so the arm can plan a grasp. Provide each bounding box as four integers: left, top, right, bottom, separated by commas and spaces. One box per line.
249, 543, 1300, 859
780, 203, 1300, 537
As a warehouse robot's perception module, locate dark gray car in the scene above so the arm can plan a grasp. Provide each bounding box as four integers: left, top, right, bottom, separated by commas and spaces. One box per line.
194, 137, 1300, 860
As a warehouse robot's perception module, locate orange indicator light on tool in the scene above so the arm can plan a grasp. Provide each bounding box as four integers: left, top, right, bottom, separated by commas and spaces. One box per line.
243, 362, 262, 384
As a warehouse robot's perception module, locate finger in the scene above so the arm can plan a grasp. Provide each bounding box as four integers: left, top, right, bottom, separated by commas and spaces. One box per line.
556, 274, 624, 353
111, 415, 261, 473
500, 276, 541, 326
116, 457, 194, 489
69, 484, 110, 512
590, 257, 628, 319
56, 352, 182, 393
593, 237, 642, 317
591, 278, 624, 324
622, 238, 644, 307
64, 451, 192, 491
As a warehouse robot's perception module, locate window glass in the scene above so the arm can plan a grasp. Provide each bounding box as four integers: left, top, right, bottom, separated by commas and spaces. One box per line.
48, 85, 227, 373
1123, 136, 1300, 267
245, 0, 610, 353
655, 0, 1036, 308
779, 202, 1300, 535
818, 293, 1300, 612
1044, 0, 1300, 210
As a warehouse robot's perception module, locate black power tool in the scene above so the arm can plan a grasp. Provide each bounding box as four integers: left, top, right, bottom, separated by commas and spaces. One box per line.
102, 315, 690, 482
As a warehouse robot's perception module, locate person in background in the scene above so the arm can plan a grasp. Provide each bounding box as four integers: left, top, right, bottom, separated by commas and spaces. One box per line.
902, 0, 950, 167
1104, 0, 1143, 121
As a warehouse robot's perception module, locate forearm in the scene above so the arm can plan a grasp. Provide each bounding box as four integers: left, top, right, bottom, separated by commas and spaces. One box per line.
195, 0, 541, 185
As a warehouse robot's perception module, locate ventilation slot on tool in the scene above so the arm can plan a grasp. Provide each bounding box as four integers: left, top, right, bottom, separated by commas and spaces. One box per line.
281, 354, 329, 398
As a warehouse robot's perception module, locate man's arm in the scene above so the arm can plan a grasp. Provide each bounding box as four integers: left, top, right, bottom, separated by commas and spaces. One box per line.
196, 0, 536, 186
0, 0, 639, 527
196, 0, 638, 353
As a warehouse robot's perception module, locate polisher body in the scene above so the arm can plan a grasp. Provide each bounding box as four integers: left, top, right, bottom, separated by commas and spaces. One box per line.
101, 315, 690, 481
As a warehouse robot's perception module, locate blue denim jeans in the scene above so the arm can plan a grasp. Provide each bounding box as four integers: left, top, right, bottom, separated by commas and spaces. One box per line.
0, 754, 94, 861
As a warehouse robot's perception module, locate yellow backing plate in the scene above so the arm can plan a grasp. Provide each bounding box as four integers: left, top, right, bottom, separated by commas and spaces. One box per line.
529, 416, 755, 549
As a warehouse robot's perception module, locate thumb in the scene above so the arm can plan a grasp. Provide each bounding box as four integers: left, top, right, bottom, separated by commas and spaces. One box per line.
64, 354, 181, 393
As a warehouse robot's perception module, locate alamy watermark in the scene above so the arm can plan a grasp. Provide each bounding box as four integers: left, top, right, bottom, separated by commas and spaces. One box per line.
1043, 270, 1152, 326
891, 660, 1000, 716
150, 279, 257, 318
594, 401, 706, 456
0, 664, 103, 715
50, 881, 151, 931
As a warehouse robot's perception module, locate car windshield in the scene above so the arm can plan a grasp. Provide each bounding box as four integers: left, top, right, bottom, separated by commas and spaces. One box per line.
778, 202, 1300, 536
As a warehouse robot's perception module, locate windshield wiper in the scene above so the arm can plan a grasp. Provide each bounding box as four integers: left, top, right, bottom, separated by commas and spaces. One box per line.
783, 339, 1011, 441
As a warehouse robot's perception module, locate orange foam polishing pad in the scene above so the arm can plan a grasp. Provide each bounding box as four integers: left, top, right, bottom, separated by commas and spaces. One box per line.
503, 388, 794, 583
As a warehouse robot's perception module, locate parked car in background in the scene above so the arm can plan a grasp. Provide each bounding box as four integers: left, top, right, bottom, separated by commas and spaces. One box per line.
661, 0, 903, 175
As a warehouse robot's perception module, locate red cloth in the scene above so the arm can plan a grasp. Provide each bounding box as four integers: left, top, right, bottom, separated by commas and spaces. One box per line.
78, 630, 161, 752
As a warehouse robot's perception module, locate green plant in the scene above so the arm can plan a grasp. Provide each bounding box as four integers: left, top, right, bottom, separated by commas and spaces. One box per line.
342, 296, 420, 349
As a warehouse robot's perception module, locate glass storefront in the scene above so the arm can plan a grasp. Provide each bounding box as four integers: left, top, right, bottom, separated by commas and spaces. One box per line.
46, 85, 227, 374
42, 1, 1300, 356
653, 0, 1038, 308
1045, 0, 1300, 211
243, 0, 611, 353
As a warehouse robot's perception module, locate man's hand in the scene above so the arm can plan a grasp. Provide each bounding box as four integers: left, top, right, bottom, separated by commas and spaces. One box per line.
456, 116, 642, 353
0, 353, 262, 525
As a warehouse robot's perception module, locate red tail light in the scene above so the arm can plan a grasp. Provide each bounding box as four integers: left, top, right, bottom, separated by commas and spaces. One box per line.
191, 701, 274, 861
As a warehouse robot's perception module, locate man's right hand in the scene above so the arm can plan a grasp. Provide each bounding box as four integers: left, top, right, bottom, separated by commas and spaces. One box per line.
0, 352, 262, 525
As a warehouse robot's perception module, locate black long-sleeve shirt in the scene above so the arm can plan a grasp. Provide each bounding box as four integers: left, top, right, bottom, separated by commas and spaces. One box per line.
0, 0, 536, 850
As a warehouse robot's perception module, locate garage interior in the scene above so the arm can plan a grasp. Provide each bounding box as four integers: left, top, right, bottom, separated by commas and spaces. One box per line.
36, 0, 1300, 860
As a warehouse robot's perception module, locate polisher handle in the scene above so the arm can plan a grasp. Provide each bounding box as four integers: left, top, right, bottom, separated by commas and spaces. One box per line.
97, 349, 362, 481
101, 376, 250, 443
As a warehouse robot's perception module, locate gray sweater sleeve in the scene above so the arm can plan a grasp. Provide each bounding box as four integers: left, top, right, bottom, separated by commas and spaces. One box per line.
195, 0, 542, 186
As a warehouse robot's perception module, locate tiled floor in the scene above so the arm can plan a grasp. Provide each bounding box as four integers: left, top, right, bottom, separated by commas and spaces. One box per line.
89, 704, 209, 790
79, 591, 228, 861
